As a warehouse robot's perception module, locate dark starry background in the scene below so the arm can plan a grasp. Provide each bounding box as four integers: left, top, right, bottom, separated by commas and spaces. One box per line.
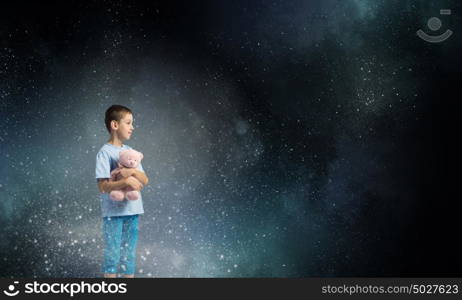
0, 0, 460, 277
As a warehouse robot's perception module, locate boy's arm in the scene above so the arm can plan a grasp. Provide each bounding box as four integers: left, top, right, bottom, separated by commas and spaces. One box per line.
98, 178, 129, 193
118, 168, 149, 186
132, 169, 149, 186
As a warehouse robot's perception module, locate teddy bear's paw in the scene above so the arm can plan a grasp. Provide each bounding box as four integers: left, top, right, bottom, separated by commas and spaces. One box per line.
110, 191, 125, 201
126, 191, 139, 201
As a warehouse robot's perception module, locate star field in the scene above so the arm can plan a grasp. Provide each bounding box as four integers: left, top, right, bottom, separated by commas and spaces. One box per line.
0, 0, 460, 277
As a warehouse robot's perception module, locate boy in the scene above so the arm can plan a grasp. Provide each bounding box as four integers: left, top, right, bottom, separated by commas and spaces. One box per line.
95, 105, 149, 278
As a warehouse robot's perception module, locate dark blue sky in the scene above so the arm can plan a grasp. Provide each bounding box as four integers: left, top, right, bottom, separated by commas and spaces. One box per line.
0, 0, 460, 277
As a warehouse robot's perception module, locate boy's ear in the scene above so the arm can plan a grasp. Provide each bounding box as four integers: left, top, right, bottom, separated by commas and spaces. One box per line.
111, 120, 118, 130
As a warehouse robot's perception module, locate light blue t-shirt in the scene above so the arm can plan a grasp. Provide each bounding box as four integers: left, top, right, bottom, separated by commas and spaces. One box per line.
95, 143, 145, 217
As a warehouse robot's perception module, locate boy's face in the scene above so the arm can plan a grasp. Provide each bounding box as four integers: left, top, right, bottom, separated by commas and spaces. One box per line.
112, 113, 134, 141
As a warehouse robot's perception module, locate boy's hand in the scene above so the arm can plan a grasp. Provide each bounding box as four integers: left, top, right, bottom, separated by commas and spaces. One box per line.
119, 168, 135, 178
125, 176, 143, 191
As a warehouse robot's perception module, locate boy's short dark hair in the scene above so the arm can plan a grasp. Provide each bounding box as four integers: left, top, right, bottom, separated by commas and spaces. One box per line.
105, 105, 132, 133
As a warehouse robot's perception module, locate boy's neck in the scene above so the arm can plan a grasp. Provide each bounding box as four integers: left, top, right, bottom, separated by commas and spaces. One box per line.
108, 135, 124, 147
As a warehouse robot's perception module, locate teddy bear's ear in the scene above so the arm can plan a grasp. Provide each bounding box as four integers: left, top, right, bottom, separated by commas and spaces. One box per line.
119, 150, 127, 158
139, 152, 144, 160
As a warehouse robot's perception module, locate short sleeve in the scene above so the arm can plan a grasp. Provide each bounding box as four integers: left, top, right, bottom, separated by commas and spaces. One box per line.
95, 151, 111, 180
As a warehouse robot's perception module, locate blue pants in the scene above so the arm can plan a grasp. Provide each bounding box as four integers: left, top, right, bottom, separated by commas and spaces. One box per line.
102, 214, 139, 275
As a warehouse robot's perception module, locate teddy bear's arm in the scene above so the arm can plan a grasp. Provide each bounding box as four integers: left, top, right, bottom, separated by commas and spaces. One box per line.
110, 168, 121, 181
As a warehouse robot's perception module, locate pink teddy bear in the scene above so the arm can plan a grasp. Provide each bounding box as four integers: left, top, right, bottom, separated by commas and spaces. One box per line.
109, 149, 144, 201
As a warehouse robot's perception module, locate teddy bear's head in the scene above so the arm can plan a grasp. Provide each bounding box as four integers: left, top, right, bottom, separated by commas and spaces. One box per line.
119, 149, 143, 168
